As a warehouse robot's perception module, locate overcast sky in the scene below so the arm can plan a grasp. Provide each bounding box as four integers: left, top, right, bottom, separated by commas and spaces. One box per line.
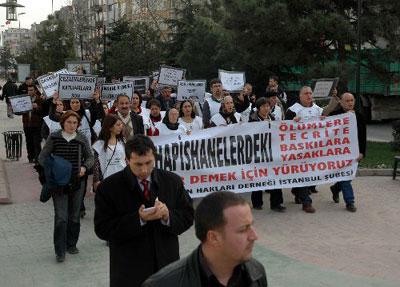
0, 0, 67, 30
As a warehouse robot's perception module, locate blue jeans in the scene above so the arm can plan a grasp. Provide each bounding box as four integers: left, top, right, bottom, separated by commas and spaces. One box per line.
336, 180, 355, 204
52, 180, 84, 256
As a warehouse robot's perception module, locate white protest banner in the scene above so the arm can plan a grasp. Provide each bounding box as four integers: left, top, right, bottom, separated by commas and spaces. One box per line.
58, 74, 97, 100
177, 80, 206, 103
218, 69, 245, 92
158, 66, 186, 87
101, 82, 134, 101
10, 95, 33, 114
153, 113, 359, 198
37, 69, 69, 97
122, 76, 149, 95
311, 78, 339, 98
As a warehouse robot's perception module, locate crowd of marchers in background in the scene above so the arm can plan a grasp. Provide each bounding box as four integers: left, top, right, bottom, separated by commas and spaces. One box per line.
0, 71, 365, 286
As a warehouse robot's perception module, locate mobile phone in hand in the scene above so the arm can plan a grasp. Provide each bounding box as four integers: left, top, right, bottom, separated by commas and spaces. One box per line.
143, 206, 156, 213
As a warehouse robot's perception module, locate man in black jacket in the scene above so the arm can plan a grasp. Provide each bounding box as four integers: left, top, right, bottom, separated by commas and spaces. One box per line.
329, 92, 366, 212
113, 94, 144, 139
17, 76, 33, 95
94, 135, 194, 287
143, 191, 268, 287
1, 77, 17, 118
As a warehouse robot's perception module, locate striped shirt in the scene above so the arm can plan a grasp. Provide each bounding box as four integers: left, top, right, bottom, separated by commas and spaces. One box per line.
51, 137, 82, 174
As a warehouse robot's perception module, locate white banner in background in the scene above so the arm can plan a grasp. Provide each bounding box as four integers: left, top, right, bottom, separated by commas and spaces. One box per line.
153, 113, 359, 198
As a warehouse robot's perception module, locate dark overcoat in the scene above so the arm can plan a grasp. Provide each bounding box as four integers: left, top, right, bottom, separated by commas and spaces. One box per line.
94, 166, 194, 287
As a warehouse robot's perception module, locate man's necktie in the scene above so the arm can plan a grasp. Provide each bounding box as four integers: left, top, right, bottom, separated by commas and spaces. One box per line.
141, 179, 150, 201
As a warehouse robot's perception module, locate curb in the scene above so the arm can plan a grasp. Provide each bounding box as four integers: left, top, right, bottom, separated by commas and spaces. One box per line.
0, 159, 12, 204
357, 168, 394, 177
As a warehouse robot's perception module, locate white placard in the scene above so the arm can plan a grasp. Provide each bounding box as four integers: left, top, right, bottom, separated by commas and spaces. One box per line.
122, 76, 149, 95
66, 60, 92, 74
37, 69, 69, 98
218, 69, 245, 92
96, 77, 106, 88
158, 66, 186, 87
312, 78, 339, 98
58, 74, 98, 100
177, 80, 207, 102
10, 95, 33, 114
101, 82, 134, 101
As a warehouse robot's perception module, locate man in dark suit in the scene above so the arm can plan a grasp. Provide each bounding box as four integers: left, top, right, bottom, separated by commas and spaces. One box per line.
94, 135, 194, 287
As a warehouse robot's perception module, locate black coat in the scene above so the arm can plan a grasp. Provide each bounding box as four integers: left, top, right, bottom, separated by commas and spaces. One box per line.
94, 166, 194, 287
329, 108, 367, 156
142, 246, 268, 287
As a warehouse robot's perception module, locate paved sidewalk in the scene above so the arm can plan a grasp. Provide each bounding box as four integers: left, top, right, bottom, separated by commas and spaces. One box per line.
0, 177, 399, 287
1, 101, 399, 286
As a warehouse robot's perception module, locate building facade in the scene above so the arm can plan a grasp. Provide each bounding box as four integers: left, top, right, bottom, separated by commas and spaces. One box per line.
1, 27, 32, 57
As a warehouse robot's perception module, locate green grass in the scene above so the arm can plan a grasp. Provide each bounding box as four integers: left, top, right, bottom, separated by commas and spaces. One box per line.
359, 141, 399, 169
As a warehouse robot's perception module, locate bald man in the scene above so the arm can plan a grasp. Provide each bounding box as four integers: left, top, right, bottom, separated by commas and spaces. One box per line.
285, 86, 323, 213
328, 92, 366, 212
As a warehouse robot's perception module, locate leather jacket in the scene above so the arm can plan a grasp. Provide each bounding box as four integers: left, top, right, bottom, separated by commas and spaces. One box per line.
142, 246, 268, 287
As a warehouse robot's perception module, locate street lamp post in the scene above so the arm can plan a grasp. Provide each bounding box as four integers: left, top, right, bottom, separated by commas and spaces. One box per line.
17, 11, 25, 28
0, 0, 24, 21
17, 12, 26, 57
356, 0, 362, 112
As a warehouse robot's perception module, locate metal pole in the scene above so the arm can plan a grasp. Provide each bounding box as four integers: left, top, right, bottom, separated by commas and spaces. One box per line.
103, 24, 106, 76
356, 0, 362, 112
80, 34, 83, 60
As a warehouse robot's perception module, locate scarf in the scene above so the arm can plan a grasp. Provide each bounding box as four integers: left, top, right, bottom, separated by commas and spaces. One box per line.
220, 110, 238, 125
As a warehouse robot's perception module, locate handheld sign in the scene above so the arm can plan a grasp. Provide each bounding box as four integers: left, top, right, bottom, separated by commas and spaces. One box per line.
177, 80, 206, 103
152, 71, 159, 81
158, 65, 186, 87
96, 77, 106, 89
58, 74, 97, 100
37, 69, 69, 98
65, 60, 92, 74
10, 95, 33, 114
101, 82, 134, 101
122, 76, 149, 96
218, 69, 245, 92
311, 78, 339, 98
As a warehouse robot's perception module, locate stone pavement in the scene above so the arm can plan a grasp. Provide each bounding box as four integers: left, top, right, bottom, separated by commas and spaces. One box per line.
0, 178, 399, 287
0, 100, 400, 286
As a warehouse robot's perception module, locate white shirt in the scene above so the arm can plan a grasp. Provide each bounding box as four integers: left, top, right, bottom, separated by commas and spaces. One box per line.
92, 140, 126, 179
210, 112, 241, 126
43, 116, 61, 134
271, 105, 283, 120
288, 102, 323, 120
178, 116, 203, 131
157, 122, 188, 136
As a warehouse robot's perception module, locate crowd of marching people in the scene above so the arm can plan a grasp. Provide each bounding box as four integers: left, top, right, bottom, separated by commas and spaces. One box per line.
1, 71, 365, 271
